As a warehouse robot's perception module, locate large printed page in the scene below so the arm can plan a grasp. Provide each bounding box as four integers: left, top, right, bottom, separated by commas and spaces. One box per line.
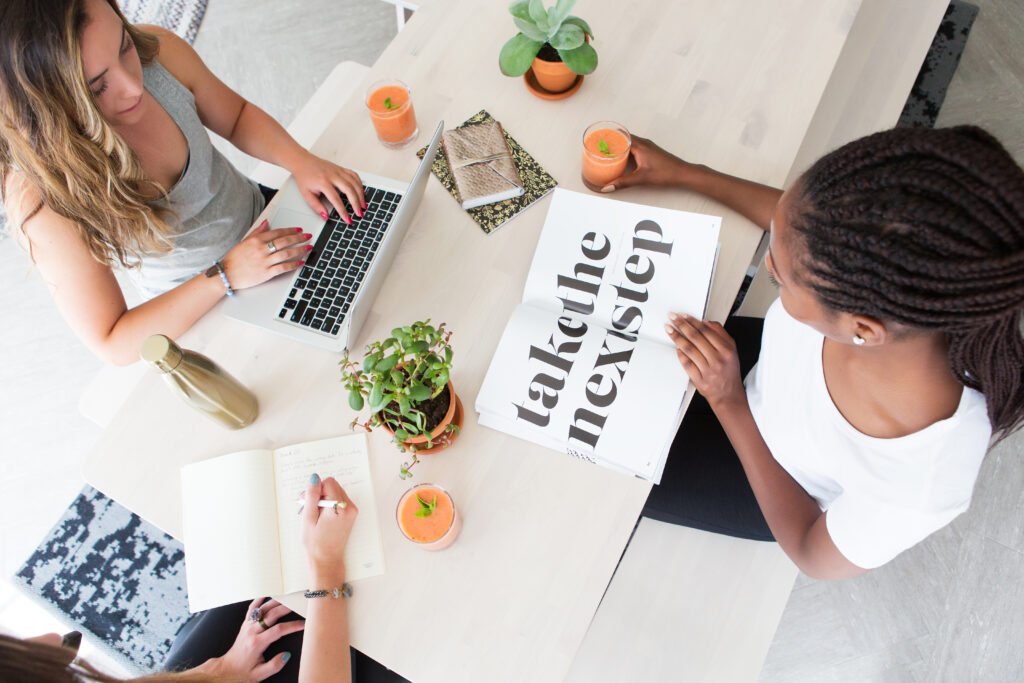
181, 450, 283, 612
274, 434, 385, 594
476, 189, 720, 480
476, 303, 688, 481
522, 189, 721, 344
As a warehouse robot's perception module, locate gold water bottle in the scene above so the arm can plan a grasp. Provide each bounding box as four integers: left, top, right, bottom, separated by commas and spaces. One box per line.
140, 334, 259, 429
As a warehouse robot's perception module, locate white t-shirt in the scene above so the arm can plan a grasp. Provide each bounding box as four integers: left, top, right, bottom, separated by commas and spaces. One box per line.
745, 300, 991, 569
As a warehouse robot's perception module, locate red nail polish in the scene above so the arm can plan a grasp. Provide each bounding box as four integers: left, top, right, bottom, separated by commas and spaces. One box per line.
346, 218, 353, 225
305, 245, 313, 251
319, 211, 327, 219
294, 227, 302, 233
303, 232, 312, 239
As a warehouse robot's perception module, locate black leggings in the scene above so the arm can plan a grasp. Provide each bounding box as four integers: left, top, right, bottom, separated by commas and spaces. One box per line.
641, 316, 775, 542
164, 601, 408, 683
258, 183, 278, 209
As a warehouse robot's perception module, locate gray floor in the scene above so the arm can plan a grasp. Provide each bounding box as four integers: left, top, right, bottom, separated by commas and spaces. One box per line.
0, 0, 1021, 680
192, 0, 397, 176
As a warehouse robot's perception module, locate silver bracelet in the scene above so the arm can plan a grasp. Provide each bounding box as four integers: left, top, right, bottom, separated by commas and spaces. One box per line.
203, 260, 235, 298
303, 583, 352, 600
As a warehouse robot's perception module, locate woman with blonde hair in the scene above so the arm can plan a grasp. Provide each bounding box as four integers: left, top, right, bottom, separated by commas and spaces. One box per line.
1, 0, 365, 364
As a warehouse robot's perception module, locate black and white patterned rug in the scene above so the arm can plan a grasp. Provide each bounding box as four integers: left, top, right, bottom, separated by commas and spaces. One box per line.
898, 0, 979, 128
14, 486, 192, 674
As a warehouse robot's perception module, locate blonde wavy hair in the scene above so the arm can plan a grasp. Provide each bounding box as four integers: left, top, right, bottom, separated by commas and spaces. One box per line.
0, 0, 175, 267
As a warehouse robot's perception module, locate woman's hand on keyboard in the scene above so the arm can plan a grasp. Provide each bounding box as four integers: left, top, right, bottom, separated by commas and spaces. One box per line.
289, 152, 366, 225
222, 220, 312, 289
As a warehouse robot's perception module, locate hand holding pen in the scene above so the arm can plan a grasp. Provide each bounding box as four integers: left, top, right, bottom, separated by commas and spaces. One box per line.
296, 497, 348, 515
300, 473, 358, 588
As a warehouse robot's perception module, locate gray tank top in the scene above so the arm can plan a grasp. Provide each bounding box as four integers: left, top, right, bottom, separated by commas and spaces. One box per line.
124, 60, 264, 299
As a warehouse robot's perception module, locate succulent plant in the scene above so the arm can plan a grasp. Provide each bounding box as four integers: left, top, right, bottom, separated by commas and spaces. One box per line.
340, 320, 458, 478
499, 0, 597, 77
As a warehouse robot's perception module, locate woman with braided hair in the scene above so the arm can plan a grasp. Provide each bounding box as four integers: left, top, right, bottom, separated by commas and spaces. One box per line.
602, 125, 1023, 579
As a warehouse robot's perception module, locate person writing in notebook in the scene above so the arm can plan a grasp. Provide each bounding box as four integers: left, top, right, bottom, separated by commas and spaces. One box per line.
2, 475, 408, 682
601, 126, 1024, 577
0, 0, 365, 364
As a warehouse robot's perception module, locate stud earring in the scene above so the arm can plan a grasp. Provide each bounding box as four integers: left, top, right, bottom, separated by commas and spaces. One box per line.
853, 335, 866, 346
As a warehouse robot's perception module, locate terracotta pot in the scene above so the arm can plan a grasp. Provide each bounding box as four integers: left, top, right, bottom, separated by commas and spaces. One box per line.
381, 381, 463, 455
531, 54, 578, 93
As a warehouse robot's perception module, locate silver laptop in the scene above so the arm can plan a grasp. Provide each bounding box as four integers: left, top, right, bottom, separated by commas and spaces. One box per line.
227, 121, 444, 352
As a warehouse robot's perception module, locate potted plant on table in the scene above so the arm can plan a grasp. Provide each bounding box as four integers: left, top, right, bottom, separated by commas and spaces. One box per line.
499, 0, 597, 95
340, 320, 463, 479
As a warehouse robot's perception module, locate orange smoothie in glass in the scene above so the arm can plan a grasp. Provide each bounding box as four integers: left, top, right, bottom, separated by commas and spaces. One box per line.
366, 80, 419, 148
581, 121, 632, 191
396, 484, 461, 551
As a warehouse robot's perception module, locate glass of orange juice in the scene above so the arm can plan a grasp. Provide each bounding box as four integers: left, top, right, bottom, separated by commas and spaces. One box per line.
581, 121, 632, 191
396, 483, 461, 551
365, 79, 419, 148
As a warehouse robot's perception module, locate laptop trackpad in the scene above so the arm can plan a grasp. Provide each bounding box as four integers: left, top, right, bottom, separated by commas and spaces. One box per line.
271, 208, 324, 234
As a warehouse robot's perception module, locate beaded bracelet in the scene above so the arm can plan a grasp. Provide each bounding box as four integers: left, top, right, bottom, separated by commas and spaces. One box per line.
203, 260, 235, 298
303, 583, 352, 600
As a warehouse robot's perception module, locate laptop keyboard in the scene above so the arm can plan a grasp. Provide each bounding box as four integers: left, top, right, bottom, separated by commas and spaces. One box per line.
277, 185, 402, 336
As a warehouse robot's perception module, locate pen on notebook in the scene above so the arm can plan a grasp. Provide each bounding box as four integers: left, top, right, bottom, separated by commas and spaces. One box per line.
296, 499, 348, 514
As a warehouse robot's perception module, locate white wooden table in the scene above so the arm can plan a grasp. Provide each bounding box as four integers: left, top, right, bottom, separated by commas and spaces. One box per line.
80, 1, 945, 680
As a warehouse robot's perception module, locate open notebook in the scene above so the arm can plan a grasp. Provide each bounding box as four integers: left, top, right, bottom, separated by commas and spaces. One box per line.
181, 434, 385, 612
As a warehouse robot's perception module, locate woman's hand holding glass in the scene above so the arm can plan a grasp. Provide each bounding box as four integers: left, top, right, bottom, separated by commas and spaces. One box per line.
602, 135, 696, 192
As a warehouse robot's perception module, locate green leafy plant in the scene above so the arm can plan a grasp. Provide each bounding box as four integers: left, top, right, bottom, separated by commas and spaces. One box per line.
598, 138, 611, 156
340, 320, 458, 478
384, 97, 395, 110
499, 0, 597, 77
414, 494, 438, 518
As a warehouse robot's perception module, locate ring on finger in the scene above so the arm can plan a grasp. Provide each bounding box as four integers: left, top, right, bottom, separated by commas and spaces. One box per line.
267, 240, 278, 254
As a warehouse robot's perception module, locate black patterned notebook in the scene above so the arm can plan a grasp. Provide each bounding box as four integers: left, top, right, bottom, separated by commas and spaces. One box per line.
417, 110, 557, 234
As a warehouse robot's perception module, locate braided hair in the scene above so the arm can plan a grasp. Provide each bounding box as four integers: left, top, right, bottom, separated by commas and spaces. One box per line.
790, 125, 1024, 440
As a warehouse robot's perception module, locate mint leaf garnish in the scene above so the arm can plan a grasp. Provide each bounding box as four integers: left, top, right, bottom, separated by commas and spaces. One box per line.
414, 494, 437, 518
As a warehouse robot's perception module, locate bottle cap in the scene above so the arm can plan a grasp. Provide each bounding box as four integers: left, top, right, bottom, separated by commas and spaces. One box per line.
140, 334, 184, 373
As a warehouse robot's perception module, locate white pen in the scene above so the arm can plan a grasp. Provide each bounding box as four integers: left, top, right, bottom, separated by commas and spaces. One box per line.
296, 498, 348, 514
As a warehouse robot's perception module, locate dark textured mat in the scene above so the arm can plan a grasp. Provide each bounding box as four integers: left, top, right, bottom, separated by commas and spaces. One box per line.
898, 0, 979, 128
13, 486, 191, 674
